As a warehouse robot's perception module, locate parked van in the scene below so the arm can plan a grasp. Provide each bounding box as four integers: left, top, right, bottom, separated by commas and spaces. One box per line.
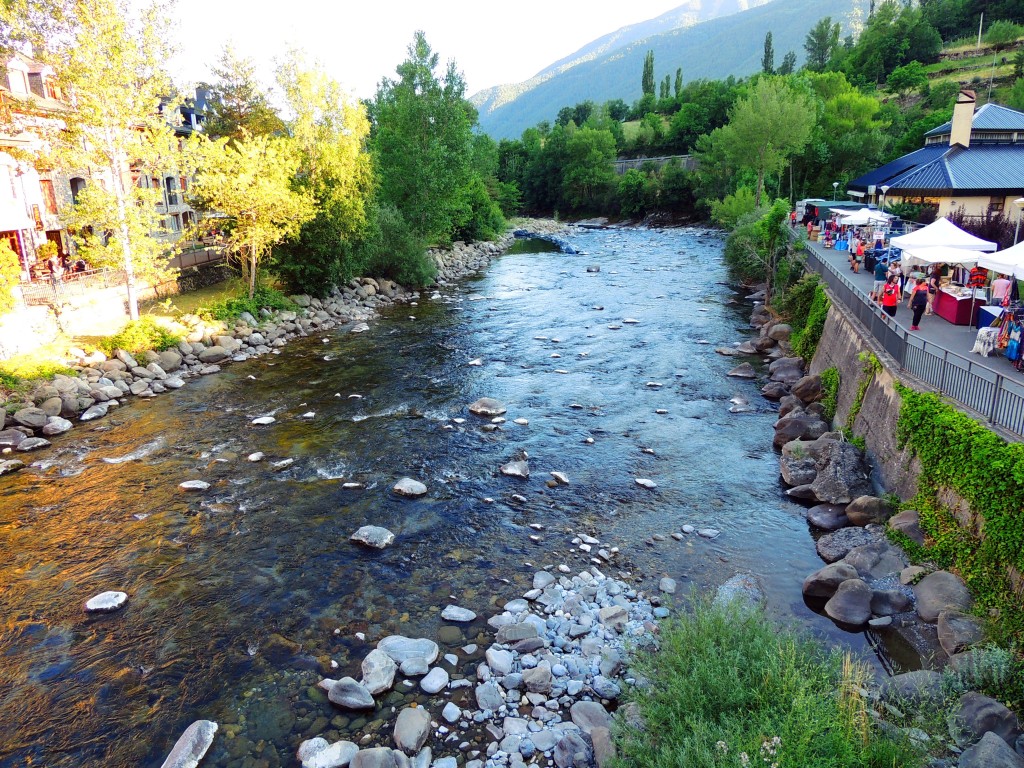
796, 198, 828, 221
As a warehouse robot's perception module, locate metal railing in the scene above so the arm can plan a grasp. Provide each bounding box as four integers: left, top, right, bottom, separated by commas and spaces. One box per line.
804, 249, 1024, 438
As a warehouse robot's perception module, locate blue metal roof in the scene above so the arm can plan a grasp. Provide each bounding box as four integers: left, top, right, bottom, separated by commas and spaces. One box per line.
924, 103, 1024, 137
848, 144, 949, 190
850, 144, 1024, 195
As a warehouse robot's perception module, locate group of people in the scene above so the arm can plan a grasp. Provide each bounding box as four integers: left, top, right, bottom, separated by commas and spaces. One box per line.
869, 260, 941, 331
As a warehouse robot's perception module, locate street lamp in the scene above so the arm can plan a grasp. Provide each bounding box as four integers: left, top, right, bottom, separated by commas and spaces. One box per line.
1014, 197, 1024, 245
879, 184, 890, 212
832, 181, 839, 201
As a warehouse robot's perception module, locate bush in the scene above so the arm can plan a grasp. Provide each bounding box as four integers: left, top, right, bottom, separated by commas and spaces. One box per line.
985, 20, 1024, 49
452, 175, 506, 243
0, 239, 21, 315
820, 366, 840, 422
0, 357, 76, 395
198, 284, 295, 323
614, 597, 922, 768
943, 644, 1024, 712
711, 187, 756, 230
100, 316, 182, 356
357, 202, 436, 288
791, 282, 831, 360
618, 169, 647, 218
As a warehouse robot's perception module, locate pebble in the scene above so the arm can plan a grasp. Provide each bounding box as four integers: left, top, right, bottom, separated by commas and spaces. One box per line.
178, 480, 210, 491
251, 416, 276, 425
84, 591, 128, 613
247, 452, 265, 462
634, 478, 657, 489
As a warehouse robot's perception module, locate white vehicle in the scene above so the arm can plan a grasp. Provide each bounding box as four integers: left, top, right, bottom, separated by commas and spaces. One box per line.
796, 198, 828, 220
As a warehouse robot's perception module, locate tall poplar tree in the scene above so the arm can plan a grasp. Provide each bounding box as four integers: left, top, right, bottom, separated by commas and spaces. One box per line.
51, 0, 179, 319
641, 51, 655, 96
674, 68, 683, 98
762, 31, 775, 74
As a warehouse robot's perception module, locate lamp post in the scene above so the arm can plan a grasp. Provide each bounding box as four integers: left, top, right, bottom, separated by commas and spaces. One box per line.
832, 181, 839, 201
1014, 197, 1024, 245
879, 185, 890, 212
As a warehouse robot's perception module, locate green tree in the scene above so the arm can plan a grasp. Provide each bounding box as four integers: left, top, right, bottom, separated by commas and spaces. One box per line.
50, 0, 180, 320
370, 31, 476, 245
1013, 49, 1024, 80
605, 99, 630, 121
1008, 78, 1024, 112
618, 169, 648, 218
710, 77, 816, 207
778, 51, 797, 75
762, 31, 775, 74
202, 45, 285, 141
985, 20, 1024, 50
0, 239, 21, 314
271, 50, 373, 296
886, 61, 928, 100
711, 186, 756, 229
659, 75, 669, 99
562, 126, 616, 211
804, 17, 841, 71
188, 134, 315, 299
642, 50, 655, 96
674, 68, 683, 98
0, 0, 71, 58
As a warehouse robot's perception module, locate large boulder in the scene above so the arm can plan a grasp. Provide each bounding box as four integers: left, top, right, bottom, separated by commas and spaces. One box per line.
779, 455, 817, 486
949, 692, 1021, 748
806, 504, 849, 531
197, 346, 228, 363
760, 381, 790, 400
824, 578, 872, 625
816, 527, 878, 563
773, 414, 830, 449
843, 539, 908, 579
791, 375, 823, 402
958, 731, 1024, 768
468, 398, 506, 417
569, 701, 613, 734
0, 429, 26, 448
845, 496, 893, 526
377, 636, 439, 665
13, 407, 48, 430
350, 526, 395, 549
809, 441, 872, 504
914, 571, 973, 623
888, 509, 926, 545
393, 707, 431, 754
879, 670, 945, 707
327, 678, 375, 710
937, 611, 985, 656
803, 562, 860, 599
870, 588, 913, 616
158, 349, 183, 372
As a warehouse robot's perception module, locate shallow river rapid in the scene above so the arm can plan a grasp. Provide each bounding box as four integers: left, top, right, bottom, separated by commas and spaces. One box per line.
1, 226, 886, 767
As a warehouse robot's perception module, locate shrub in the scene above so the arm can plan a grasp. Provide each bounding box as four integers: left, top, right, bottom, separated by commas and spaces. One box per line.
100, 316, 182, 356
618, 169, 648, 218
357, 202, 435, 288
985, 20, 1024, 49
452, 175, 506, 243
711, 187, 756, 230
614, 597, 922, 768
0, 239, 21, 315
198, 284, 295, 323
791, 283, 831, 360
943, 644, 1024, 711
0, 357, 76, 395
820, 366, 840, 421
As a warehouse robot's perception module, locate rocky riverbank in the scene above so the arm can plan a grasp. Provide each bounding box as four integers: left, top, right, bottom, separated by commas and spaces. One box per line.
732, 291, 1024, 768
0, 223, 571, 478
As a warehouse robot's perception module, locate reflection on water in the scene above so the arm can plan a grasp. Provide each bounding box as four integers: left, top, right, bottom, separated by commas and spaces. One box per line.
0, 227, 879, 767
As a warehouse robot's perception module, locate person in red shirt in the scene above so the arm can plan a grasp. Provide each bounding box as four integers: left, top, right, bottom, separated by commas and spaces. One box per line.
880, 274, 901, 318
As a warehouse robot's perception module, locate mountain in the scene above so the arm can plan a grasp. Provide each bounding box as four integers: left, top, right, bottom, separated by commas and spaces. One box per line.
473, 0, 853, 139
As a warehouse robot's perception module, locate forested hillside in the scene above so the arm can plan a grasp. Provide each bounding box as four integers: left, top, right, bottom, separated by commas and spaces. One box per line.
476, 0, 852, 138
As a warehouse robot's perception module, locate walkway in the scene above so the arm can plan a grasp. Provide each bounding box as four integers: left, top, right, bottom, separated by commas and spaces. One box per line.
799, 231, 1024, 439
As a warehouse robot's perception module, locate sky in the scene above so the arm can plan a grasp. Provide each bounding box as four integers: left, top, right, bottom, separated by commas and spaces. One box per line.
168, 0, 687, 99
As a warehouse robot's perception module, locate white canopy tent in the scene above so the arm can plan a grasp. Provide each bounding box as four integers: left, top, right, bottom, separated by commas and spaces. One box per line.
890, 217, 997, 252
839, 208, 893, 226
899, 245, 986, 269
977, 241, 1024, 279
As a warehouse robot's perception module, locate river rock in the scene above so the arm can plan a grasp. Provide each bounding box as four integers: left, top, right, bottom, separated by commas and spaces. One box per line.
158, 720, 218, 768
816, 527, 877, 563
914, 570, 973, 622
879, 670, 944, 707
870, 588, 913, 616
361, 649, 398, 695
158, 350, 183, 372
377, 636, 439, 665
713, 573, 765, 610
0, 429, 25, 448
937, 611, 985, 656
393, 478, 427, 497
570, 701, 612, 734
824, 578, 872, 625
0, 459, 25, 476
350, 748, 396, 768
523, 663, 552, 693
803, 562, 860, 599
13, 407, 48, 429
958, 731, 1024, 768
950, 692, 1021, 748
420, 667, 449, 694
844, 539, 908, 580
809, 441, 872, 504
298, 737, 359, 768
773, 414, 830, 449
806, 504, 849, 531
84, 590, 128, 613
251, 416, 275, 425
761, 381, 790, 400
198, 346, 228, 363
327, 677, 376, 710
475, 681, 504, 711
16, 437, 50, 452
500, 460, 529, 478
888, 509, 926, 545
441, 605, 476, 622
350, 526, 396, 549
41, 416, 73, 436
178, 480, 210, 491
590, 726, 617, 768
779, 455, 817, 486
468, 398, 506, 417
790, 374, 822, 401
727, 363, 756, 378
393, 706, 431, 754
845, 495, 893, 526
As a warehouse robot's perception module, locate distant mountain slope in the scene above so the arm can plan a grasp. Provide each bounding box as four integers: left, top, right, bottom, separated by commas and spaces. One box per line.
474, 0, 852, 139
472, 0, 770, 123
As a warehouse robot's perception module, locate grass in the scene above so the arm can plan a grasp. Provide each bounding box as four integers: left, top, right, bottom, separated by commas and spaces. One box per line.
613, 598, 923, 768
0, 353, 76, 398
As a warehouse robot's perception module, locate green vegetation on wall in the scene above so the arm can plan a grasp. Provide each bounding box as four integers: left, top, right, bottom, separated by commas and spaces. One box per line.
894, 386, 1024, 642
778, 275, 830, 360
819, 366, 839, 422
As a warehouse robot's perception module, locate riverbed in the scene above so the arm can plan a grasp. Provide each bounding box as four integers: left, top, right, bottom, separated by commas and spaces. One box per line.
1, 226, 877, 767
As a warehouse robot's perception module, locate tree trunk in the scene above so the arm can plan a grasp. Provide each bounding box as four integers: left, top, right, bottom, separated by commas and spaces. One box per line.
248, 242, 257, 300
755, 166, 765, 209
107, 128, 139, 320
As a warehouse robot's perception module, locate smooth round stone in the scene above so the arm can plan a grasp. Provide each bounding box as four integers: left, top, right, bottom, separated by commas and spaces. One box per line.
420, 667, 449, 694
468, 398, 507, 417
698, 528, 721, 539
179, 480, 210, 491
350, 526, 396, 549
247, 452, 265, 462
251, 416, 276, 425
441, 605, 477, 622
441, 702, 461, 723
653, 607, 671, 618
393, 478, 427, 497
400, 658, 430, 676
16, 437, 51, 452
84, 591, 128, 613
634, 478, 657, 489
513, 418, 529, 426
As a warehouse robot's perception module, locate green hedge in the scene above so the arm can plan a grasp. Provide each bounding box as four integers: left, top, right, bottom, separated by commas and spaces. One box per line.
895, 386, 1024, 642
100, 316, 182, 356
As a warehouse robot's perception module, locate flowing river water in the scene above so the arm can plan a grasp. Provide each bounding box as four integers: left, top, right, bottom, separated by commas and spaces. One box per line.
0, 226, 901, 768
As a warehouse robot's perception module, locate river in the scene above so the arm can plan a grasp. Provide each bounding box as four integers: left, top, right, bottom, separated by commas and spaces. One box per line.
0, 226, 882, 767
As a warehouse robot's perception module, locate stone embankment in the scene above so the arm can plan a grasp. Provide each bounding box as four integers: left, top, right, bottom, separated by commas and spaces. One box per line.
0, 225, 566, 478
733, 292, 1024, 768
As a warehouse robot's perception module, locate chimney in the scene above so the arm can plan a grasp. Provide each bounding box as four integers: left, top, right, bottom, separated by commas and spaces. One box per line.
950, 89, 976, 148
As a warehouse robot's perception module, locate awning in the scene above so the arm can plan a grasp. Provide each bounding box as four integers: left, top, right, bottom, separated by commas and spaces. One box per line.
977, 240, 1024, 279
838, 208, 893, 226
890, 217, 997, 252
899, 245, 986, 268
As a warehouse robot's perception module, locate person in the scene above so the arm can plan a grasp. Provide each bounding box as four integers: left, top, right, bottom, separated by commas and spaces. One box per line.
871, 258, 888, 303
927, 266, 941, 316
880, 274, 901, 318
908, 277, 929, 330
854, 239, 865, 273
991, 273, 1011, 306
46, 254, 60, 286
790, 210, 796, 228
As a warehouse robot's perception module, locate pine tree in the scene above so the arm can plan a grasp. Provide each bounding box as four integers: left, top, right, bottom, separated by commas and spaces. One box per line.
642, 50, 655, 96
762, 31, 775, 74
777, 51, 797, 76
674, 67, 683, 97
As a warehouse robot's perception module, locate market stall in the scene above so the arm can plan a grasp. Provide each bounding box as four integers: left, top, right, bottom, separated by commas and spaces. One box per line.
890, 217, 998, 254
898, 245, 989, 326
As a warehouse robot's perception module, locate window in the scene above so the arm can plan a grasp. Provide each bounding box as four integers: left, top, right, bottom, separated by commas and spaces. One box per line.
40, 179, 58, 214
69, 177, 87, 204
